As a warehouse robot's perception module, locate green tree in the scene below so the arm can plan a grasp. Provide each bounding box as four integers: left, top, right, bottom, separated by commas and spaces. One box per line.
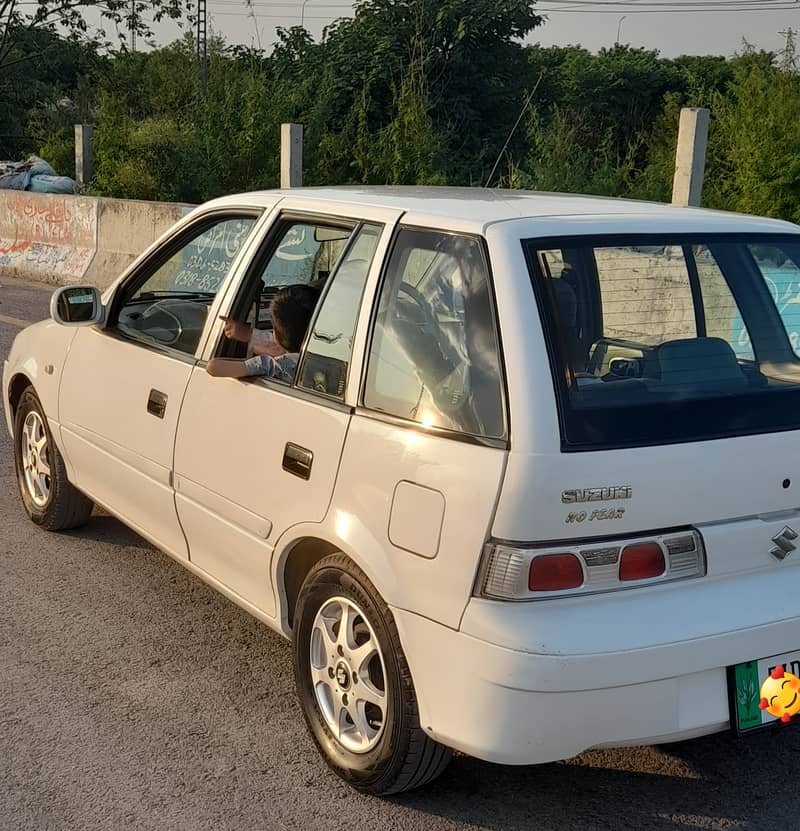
704, 49, 800, 221
0, 0, 191, 75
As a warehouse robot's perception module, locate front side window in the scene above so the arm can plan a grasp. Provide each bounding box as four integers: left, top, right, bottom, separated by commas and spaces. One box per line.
526, 234, 800, 448
364, 228, 505, 439
115, 215, 257, 355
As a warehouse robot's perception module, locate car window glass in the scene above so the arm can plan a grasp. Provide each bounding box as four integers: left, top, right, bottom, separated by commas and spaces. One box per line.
115, 215, 257, 355
247, 222, 353, 331
258, 223, 350, 288
748, 244, 800, 356
594, 246, 696, 345
364, 228, 505, 439
297, 224, 381, 399
526, 234, 800, 449
694, 244, 754, 360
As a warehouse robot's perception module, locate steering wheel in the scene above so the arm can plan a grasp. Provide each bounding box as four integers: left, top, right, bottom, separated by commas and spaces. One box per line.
394, 282, 470, 416
396, 282, 440, 329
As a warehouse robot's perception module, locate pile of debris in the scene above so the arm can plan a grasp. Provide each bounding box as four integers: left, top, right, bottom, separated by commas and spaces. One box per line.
0, 156, 76, 194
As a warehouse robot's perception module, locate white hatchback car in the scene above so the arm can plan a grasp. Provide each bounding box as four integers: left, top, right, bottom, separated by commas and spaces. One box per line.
5, 187, 800, 794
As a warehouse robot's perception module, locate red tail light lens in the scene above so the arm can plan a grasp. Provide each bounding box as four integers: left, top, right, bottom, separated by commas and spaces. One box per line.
529, 553, 584, 591
619, 542, 665, 581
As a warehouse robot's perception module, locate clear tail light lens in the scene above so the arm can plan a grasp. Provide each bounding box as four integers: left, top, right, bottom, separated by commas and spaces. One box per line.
476, 529, 705, 601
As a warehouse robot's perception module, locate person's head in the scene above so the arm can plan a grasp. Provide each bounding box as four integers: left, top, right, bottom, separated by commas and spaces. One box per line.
270, 284, 320, 352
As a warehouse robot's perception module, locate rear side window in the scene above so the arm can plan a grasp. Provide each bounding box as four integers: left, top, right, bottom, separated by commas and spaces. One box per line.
526, 234, 800, 449
364, 228, 505, 439
297, 224, 382, 399
258, 222, 351, 288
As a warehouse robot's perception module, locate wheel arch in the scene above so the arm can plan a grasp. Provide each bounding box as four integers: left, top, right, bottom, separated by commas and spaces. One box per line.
275, 525, 398, 634
281, 536, 340, 630
8, 372, 33, 419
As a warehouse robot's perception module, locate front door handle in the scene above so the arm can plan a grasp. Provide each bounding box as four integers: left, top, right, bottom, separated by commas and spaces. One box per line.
147, 389, 168, 419
283, 443, 313, 480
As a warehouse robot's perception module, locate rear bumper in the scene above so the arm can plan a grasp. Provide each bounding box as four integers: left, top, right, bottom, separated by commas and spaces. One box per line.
393, 574, 800, 765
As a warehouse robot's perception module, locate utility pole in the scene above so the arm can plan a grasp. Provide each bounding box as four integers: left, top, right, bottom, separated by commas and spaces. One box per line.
779, 28, 797, 71
130, 0, 136, 51
196, 0, 207, 92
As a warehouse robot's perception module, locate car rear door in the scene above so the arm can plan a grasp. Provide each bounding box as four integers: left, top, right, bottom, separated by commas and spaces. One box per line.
58, 209, 264, 558
172, 202, 402, 616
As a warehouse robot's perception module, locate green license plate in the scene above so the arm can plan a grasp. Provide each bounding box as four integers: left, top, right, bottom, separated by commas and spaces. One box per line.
730, 651, 800, 733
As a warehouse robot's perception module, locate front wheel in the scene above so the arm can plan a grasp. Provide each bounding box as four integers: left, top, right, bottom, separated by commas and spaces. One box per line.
14, 387, 94, 531
293, 554, 451, 794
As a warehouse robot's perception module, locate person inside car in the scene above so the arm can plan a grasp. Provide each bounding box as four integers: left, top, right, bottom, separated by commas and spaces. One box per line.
218, 316, 286, 358
217, 276, 328, 359
206, 283, 319, 382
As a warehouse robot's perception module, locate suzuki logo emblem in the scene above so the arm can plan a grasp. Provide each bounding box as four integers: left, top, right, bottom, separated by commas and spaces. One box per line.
771, 526, 798, 561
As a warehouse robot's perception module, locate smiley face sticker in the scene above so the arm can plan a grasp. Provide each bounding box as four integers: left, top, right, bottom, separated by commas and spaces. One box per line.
758, 665, 800, 723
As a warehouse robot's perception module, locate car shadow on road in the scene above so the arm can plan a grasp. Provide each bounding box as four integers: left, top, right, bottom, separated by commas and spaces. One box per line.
399, 727, 794, 830
63, 510, 156, 551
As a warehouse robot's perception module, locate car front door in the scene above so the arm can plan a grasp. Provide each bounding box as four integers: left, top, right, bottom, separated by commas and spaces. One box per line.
58, 209, 264, 558
172, 206, 400, 616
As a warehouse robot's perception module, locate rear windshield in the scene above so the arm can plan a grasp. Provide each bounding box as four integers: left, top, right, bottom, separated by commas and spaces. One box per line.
524, 233, 800, 449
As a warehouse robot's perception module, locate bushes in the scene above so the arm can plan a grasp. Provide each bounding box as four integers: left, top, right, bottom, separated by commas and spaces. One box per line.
9, 4, 800, 224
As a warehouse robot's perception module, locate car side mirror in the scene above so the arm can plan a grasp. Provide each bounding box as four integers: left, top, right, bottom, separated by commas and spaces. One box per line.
50, 286, 104, 326
608, 356, 641, 379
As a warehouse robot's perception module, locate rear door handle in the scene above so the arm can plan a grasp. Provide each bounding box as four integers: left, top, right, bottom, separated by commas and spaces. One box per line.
283, 443, 313, 480
147, 389, 168, 419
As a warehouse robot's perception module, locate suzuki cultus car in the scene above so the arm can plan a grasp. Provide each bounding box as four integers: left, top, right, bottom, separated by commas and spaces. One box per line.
5, 187, 800, 793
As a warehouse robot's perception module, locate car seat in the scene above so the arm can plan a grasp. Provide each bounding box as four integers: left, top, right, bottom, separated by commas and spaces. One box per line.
654, 337, 748, 392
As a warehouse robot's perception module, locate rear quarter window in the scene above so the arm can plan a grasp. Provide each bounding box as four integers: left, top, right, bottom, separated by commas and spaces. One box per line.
364, 228, 506, 440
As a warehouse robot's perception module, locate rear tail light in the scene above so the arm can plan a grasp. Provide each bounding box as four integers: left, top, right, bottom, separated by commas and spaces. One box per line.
529, 553, 584, 591
619, 543, 665, 581
477, 529, 704, 600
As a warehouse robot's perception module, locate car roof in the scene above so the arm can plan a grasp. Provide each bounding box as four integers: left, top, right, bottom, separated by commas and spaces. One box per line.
202, 186, 799, 236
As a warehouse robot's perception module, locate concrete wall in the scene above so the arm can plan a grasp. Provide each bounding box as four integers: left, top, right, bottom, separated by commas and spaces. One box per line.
0, 190, 194, 289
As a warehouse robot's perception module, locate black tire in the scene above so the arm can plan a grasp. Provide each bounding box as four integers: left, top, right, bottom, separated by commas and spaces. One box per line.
13, 387, 94, 531
293, 553, 452, 795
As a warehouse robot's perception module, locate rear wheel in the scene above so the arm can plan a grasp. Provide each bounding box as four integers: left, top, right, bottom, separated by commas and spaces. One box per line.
14, 387, 94, 531
293, 554, 451, 794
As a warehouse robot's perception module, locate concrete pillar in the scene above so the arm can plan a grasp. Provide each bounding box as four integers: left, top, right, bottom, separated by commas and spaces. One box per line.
672, 108, 709, 207
281, 123, 303, 188
75, 124, 94, 186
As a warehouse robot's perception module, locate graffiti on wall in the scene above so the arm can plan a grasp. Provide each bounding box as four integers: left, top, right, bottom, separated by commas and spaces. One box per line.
0, 193, 97, 281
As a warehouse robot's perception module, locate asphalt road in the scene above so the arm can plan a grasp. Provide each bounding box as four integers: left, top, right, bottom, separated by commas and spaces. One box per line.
1, 276, 798, 831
